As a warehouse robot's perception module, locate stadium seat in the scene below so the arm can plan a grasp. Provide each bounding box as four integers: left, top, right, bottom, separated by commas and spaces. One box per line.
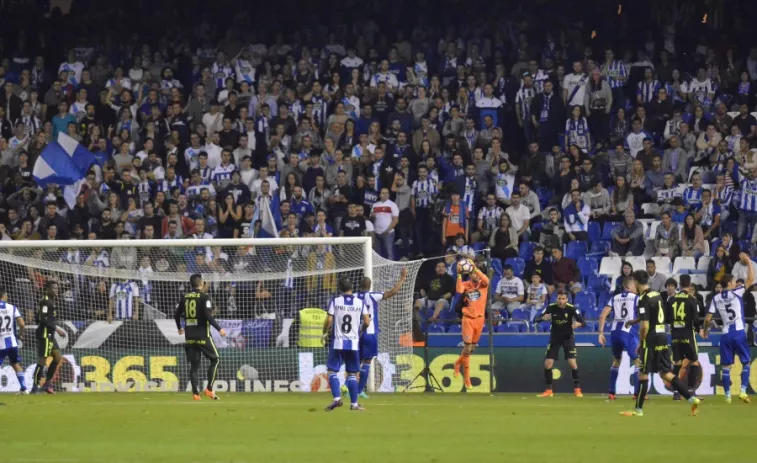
646, 220, 661, 240
577, 257, 599, 278
697, 256, 711, 271
625, 256, 646, 273
651, 256, 672, 273
439, 309, 458, 325
447, 324, 462, 334
587, 222, 601, 241
599, 256, 622, 277
491, 258, 503, 276
738, 240, 752, 253
589, 240, 611, 256
672, 256, 696, 274
566, 241, 588, 261
573, 291, 596, 312
575, 323, 595, 333
587, 274, 610, 292
597, 290, 611, 308
583, 306, 602, 321
536, 321, 551, 332
504, 257, 526, 278
427, 324, 445, 333
510, 309, 529, 321
498, 324, 521, 333
519, 241, 536, 259
690, 274, 707, 288
641, 203, 661, 217
471, 242, 486, 252
601, 222, 621, 240
549, 291, 559, 303
490, 274, 501, 297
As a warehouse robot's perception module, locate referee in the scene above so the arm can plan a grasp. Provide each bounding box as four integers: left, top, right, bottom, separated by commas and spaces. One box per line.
174, 274, 226, 401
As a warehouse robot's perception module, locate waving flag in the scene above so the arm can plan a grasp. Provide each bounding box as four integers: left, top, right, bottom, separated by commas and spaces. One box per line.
33, 133, 99, 208
253, 194, 280, 238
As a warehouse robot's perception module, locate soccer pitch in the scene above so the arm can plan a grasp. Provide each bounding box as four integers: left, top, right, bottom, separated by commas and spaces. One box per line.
5, 393, 751, 463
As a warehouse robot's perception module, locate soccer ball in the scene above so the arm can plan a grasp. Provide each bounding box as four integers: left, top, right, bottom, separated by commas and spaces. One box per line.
458, 259, 474, 275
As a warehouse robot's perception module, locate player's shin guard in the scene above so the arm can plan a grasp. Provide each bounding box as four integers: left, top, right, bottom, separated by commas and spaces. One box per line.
544, 368, 553, 389
636, 380, 648, 410
670, 377, 692, 400
33, 363, 44, 387
346, 374, 359, 405
16, 371, 26, 391
571, 368, 580, 388
207, 358, 219, 392
358, 363, 370, 394
461, 354, 471, 383
741, 365, 750, 393
189, 362, 200, 395
722, 369, 732, 396
609, 366, 619, 394
45, 360, 59, 386
328, 373, 341, 400
688, 364, 701, 390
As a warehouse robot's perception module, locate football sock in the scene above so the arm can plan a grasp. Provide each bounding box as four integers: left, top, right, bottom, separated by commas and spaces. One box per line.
672, 363, 681, 378
206, 357, 219, 391
609, 366, 619, 394
346, 374, 358, 405
688, 364, 700, 390
571, 368, 580, 388
544, 368, 553, 389
670, 377, 692, 400
44, 360, 59, 387
358, 363, 371, 394
633, 366, 640, 396
33, 364, 44, 387
741, 365, 750, 393
189, 362, 200, 395
462, 354, 471, 384
16, 371, 26, 390
636, 379, 648, 410
328, 373, 341, 400
723, 369, 732, 396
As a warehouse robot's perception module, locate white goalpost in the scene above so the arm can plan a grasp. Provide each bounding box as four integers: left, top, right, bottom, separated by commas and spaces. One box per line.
0, 237, 422, 394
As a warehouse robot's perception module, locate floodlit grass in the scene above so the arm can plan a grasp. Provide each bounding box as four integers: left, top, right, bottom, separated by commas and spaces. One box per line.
4, 392, 751, 463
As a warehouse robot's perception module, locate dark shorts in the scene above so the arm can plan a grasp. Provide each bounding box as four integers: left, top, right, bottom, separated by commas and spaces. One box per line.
671, 332, 698, 363
36, 336, 59, 358
640, 343, 673, 375
184, 338, 219, 364
545, 335, 577, 360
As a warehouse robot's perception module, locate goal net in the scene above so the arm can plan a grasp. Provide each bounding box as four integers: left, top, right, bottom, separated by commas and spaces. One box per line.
0, 237, 422, 394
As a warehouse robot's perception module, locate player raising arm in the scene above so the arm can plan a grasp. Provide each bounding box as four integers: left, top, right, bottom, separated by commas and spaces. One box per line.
453, 259, 489, 391
323, 277, 370, 411
355, 267, 408, 399
598, 277, 640, 400
701, 253, 754, 404
621, 271, 701, 417
174, 274, 226, 401
0, 289, 29, 393
32, 281, 66, 394
535, 290, 585, 397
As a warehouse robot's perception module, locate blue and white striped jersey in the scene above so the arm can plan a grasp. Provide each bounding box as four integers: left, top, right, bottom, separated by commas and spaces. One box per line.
310, 95, 328, 129
110, 281, 140, 320
636, 79, 661, 104
212, 163, 236, 187
515, 87, 536, 121
478, 206, 504, 231
211, 62, 235, 89
607, 292, 638, 333
738, 178, 757, 212
709, 286, 746, 334
357, 291, 384, 336
604, 60, 628, 89
657, 185, 682, 203
186, 182, 216, 199
714, 185, 734, 207
462, 177, 477, 212
328, 295, 368, 351
184, 147, 204, 171
0, 301, 21, 348
682, 186, 703, 208
412, 178, 438, 208
158, 176, 184, 194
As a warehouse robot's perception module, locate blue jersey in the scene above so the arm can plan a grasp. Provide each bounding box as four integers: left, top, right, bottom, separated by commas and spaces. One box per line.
357, 291, 384, 336
328, 295, 367, 351
110, 281, 139, 320
682, 186, 703, 209
604, 60, 628, 89
737, 178, 757, 212
0, 302, 21, 349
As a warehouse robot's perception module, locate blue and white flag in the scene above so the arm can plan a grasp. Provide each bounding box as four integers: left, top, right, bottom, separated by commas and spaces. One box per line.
33, 133, 99, 208
253, 194, 281, 238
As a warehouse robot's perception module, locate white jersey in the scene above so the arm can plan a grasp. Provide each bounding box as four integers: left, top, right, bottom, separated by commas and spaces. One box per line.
328, 294, 368, 351
357, 291, 384, 336
110, 281, 139, 320
709, 286, 746, 334
0, 301, 21, 349
607, 291, 638, 332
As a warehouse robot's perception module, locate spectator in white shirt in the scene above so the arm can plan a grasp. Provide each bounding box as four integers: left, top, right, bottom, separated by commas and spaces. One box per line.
492, 264, 525, 315
251, 166, 279, 198
732, 252, 757, 289
371, 188, 399, 260
506, 191, 531, 242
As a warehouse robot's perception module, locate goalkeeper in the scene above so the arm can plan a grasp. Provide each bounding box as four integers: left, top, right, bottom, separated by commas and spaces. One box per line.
453, 259, 489, 390
174, 274, 226, 401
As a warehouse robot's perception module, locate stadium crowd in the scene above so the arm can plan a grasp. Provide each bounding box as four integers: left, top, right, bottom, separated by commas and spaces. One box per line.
1, 0, 757, 328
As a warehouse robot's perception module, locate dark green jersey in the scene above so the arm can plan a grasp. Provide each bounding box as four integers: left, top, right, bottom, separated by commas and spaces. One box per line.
173, 291, 221, 341
540, 302, 585, 339
35, 295, 58, 338
666, 291, 700, 336
638, 290, 667, 346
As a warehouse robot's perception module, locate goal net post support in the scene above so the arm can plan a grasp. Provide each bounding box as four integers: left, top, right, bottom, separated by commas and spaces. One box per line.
0, 237, 422, 394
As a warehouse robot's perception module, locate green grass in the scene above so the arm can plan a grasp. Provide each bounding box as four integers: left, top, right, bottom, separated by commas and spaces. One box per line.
4, 392, 751, 463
